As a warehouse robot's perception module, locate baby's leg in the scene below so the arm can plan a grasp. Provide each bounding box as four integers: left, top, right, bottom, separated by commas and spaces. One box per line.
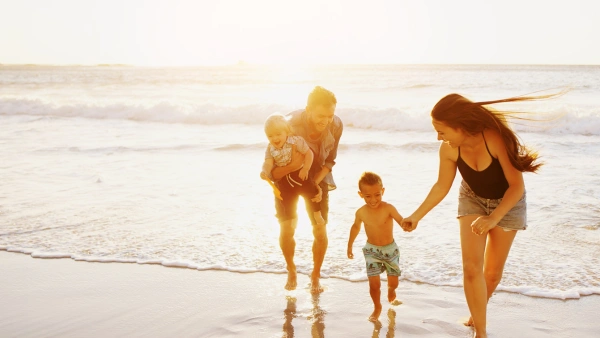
387, 275, 402, 305
368, 276, 382, 321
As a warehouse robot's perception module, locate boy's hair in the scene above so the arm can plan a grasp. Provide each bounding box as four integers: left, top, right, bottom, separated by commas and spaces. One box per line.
307, 86, 337, 109
358, 172, 383, 191
264, 113, 292, 134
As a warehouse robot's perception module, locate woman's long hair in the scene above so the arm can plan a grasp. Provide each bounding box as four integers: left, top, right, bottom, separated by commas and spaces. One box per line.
431, 91, 566, 173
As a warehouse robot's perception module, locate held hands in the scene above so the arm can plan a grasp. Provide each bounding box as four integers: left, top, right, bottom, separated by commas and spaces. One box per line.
299, 167, 309, 180
400, 216, 418, 232
311, 184, 322, 203
470, 216, 498, 235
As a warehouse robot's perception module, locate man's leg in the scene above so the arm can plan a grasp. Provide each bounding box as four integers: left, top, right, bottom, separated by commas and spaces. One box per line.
305, 183, 328, 293
276, 189, 300, 291
280, 218, 298, 290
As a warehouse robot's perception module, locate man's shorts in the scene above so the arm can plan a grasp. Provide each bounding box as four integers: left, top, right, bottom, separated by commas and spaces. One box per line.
457, 180, 527, 231
275, 177, 328, 225
363, 241, 401, 277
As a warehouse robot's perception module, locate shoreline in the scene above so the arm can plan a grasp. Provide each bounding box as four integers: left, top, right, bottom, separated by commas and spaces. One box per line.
2, 251, 599, 337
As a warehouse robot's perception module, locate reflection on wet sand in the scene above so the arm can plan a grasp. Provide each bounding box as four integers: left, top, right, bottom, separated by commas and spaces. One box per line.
371, 309, 396, 338
309, 292, 326, 337
282, 296, 297, 337
281, 293, 327, 338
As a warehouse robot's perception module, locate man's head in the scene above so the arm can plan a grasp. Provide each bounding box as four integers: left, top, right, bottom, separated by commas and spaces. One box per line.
306, 86, 337, 133
358, 172, 385, 209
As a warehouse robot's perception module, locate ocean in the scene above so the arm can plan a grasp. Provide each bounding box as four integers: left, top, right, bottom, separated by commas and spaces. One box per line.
1, 64, 599, 300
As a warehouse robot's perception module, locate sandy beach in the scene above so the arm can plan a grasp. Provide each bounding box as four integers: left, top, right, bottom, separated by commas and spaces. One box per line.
1, 251, 598, 337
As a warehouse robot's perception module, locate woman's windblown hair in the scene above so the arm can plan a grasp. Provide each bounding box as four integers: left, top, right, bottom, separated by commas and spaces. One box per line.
431, 90, 567, 173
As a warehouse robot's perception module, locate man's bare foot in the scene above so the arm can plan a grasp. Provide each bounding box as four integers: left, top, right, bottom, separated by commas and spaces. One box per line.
369, 304, 382, 322
463, 316, 474, 327
285, 270, 297, 290
309, 272, 324, 293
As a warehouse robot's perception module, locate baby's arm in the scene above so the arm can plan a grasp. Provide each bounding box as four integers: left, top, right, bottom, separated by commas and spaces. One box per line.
298, 149, 314, 180
347, 210, 363, 259
261, 158, 274, 181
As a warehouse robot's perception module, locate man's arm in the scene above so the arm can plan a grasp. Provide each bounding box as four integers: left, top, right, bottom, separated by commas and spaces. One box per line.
271, 148, 304, 181
322, 119, 343, 178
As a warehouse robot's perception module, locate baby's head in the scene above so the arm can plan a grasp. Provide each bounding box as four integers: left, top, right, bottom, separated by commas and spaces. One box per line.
264, 113, 291, 149
358, 172, 385, 208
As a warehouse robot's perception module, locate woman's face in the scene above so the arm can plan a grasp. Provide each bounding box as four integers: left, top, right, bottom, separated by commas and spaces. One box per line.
432, 119, 464, 148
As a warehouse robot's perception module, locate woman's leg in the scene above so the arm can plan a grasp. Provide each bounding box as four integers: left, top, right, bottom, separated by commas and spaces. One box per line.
459, 215, 488, 337
483, 226, 518, 299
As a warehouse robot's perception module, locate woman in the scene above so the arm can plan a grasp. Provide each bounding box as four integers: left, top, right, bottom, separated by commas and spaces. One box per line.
401, 92, 560, 338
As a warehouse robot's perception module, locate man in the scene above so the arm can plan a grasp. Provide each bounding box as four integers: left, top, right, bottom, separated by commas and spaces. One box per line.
271, 86, 343, 293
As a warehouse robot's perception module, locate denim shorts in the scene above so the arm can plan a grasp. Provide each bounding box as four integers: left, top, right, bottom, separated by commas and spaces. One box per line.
457, 180, 527, 231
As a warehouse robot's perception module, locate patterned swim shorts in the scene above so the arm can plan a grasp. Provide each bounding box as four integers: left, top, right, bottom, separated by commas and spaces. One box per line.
362, 241, 401, 277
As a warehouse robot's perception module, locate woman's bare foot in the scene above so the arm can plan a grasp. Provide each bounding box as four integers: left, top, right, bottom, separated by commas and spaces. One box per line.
285, 270, 297, 290
464, 316, 474, 327
369, 304, 382, 322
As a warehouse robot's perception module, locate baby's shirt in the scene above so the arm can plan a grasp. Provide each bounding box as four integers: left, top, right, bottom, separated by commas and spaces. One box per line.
265, 135, 310, 167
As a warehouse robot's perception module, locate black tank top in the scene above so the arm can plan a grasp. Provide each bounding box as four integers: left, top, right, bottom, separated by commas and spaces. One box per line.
457, 133, 508, 199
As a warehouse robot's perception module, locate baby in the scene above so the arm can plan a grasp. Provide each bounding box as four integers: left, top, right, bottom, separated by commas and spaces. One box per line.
260, 113, 325, 226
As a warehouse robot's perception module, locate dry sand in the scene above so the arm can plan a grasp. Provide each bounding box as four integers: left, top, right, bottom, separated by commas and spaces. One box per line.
1, 251, 598, 337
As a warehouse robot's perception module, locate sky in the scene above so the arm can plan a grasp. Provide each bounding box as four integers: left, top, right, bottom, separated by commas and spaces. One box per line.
1, 0, 599, 66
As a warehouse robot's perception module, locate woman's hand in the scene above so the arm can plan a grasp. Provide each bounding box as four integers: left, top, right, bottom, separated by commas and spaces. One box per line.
470, 216, 498, 235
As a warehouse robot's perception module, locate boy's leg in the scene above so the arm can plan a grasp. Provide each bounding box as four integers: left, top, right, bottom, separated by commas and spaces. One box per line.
386, 275, 402, 305
368, 275, 382, 321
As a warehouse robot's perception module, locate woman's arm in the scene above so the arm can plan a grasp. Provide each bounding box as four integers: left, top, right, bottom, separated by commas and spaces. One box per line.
402, 143, 457, 230
472, 130, 525, 232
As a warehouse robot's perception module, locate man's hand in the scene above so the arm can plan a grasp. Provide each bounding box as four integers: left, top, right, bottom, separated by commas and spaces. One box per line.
311, 184, 322, 203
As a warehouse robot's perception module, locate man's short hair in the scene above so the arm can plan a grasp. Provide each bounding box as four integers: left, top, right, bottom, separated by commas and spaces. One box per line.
307, 86, 337, 109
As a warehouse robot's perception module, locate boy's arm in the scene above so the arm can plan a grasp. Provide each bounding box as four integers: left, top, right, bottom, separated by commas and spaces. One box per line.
347, 211, 362, 259
388, 204, 406, 231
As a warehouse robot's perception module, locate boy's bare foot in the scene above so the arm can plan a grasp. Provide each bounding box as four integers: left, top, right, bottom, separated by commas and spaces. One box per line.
389, 299, 402, 306
285, 270, 297, 290
369, 304, 382, 322
310, 273, 324, 293
464, 316, 474, 327
387, 287, 402, 305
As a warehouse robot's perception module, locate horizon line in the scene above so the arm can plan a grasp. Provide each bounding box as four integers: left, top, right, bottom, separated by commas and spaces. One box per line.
1, 62, 600, 68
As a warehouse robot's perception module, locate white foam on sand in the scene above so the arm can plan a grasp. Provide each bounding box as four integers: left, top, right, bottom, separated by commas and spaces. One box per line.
1, 252, 599, 338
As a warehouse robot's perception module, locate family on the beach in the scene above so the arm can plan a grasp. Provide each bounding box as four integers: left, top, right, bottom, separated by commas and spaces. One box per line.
260, 86, 559, 338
